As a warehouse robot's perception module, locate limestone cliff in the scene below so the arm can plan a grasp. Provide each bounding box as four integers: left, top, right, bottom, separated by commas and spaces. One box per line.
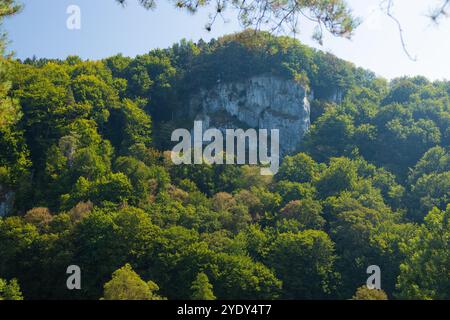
188, 75, 310, 155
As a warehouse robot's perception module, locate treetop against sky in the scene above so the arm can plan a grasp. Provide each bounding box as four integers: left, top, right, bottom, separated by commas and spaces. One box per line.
2, 0, 450, 80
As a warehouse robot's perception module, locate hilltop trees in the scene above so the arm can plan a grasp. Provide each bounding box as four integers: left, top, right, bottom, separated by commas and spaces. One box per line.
117, 0, 357, 42
118, 1, 450, 44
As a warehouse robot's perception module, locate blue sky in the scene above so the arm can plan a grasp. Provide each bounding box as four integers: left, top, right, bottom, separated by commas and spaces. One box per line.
3, 0, 450, 80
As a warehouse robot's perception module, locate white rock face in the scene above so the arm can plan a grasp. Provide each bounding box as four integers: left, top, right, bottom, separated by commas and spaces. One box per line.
189, 75, 310, 155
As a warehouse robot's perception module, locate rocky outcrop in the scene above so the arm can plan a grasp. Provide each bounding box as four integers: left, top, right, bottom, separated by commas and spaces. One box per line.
189, 75, 310, 155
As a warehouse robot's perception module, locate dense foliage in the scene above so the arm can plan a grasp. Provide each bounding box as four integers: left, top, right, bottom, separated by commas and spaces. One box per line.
0, 30, 448, 300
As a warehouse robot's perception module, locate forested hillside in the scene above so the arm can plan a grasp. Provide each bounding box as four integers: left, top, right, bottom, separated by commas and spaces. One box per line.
0, 30, 448, 300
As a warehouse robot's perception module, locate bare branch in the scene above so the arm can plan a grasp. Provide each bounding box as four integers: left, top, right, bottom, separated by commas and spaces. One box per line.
382, 0, 417, 61
117, 0, 359, 42
429, 0, 450, 23
117, 0, 450, 61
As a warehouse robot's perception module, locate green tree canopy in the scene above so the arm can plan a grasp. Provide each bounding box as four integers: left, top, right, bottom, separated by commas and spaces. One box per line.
191, 272, 216, 300
0, 278, 23, 300
102, 263, 165, 300
396, 205, 450, 299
